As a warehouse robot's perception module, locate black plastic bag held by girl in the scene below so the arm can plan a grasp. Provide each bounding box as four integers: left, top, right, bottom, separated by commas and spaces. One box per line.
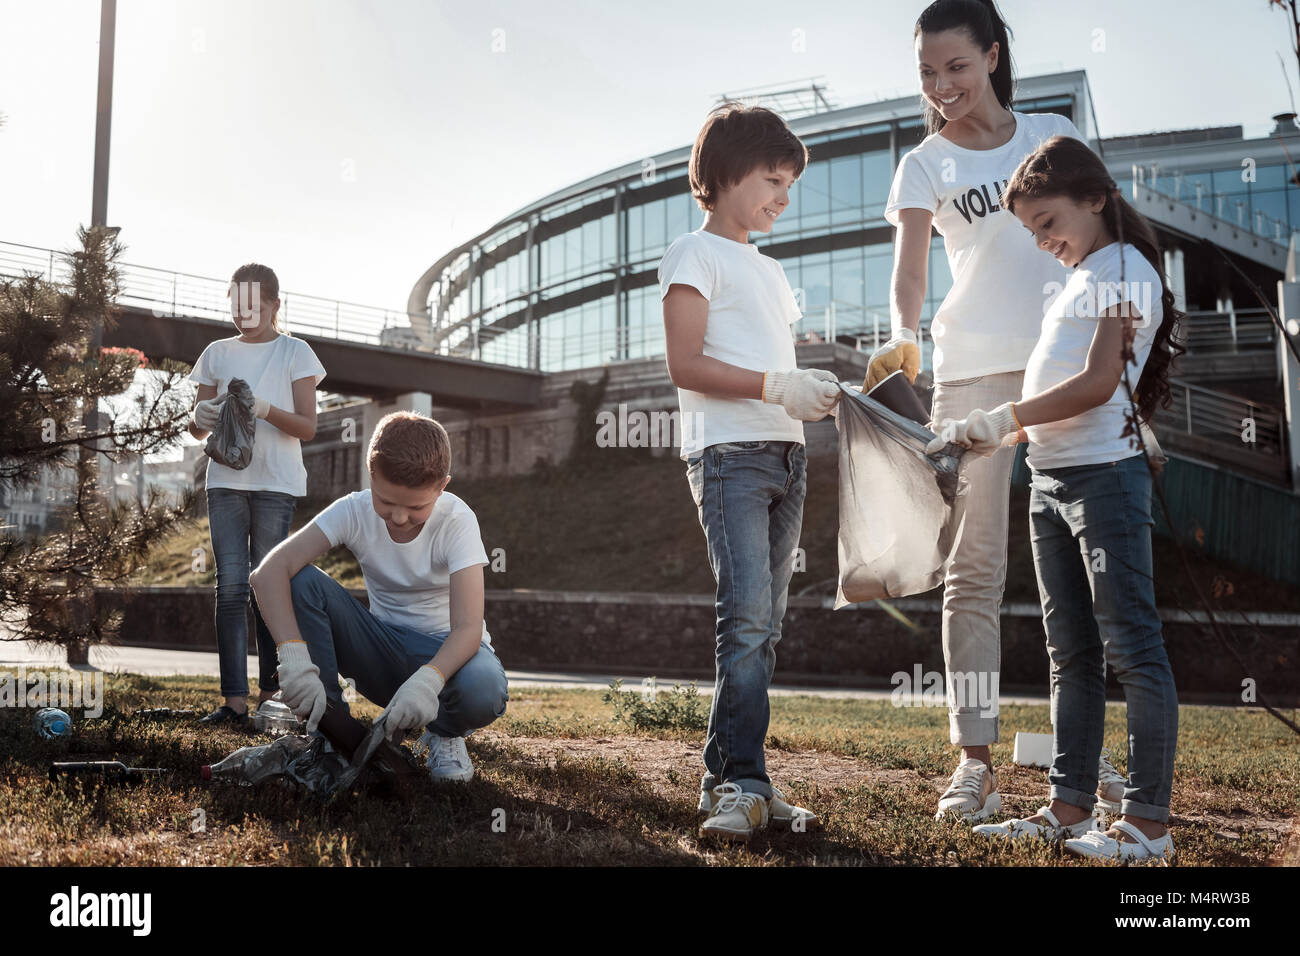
204, 377, 256, 469
832, 383, 972, 607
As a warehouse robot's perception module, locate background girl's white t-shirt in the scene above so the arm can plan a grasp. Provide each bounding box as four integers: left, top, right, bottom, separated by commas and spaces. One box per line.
885, 110, 1085, 382
189, 334, 326, 496
1022, 242, 1164, 469
311, 489, 494, 646
658, 229, 805, 460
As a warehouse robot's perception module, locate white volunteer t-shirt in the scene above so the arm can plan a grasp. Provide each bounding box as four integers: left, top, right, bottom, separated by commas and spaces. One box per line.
658, 229, 806, 460
189, 334, 326, 496
885, 110, 1085, 382
311, 489, 494, 647
1023, 242, 1163, 470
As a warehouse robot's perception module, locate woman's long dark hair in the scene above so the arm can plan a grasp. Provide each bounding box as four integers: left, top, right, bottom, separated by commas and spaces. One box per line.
915, 0, 1016, 136
1004, 135, 1186, 424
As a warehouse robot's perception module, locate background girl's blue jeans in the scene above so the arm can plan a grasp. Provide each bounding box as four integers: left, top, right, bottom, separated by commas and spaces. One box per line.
687, 440, 806, 799
288, 564, 509, 737
1029, 454, 1179, 823
207, 488, 296, 699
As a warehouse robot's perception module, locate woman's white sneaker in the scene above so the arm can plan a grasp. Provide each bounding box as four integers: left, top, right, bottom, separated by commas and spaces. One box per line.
935, 758, 1001, 822
1065, 819, 1174, 863
699, 783, 819, 830
973, 805, 1099, 842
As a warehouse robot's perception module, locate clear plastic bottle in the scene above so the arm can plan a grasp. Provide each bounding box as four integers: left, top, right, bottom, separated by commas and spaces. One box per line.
34, 707, 72, 738
200, 735, 311, 785
250, 699, 303, 737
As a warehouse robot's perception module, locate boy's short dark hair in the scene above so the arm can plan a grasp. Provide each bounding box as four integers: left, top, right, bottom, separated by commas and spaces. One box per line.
688, 103, 808, 211
367, 412, 451, 488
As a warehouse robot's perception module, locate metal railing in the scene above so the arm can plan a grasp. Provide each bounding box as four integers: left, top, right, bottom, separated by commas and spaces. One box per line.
1164, 378, 1284, 454
0, 239, 413, 347
1130, 164, 1294, 247
1179, 309, 1275, 353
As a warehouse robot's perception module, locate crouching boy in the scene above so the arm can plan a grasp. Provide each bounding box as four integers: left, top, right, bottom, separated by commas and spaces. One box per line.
249, 411, 508, 782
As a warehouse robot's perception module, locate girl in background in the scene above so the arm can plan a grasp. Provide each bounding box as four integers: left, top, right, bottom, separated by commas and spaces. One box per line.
188, 263, 326, 726
930, 135, 1184, 861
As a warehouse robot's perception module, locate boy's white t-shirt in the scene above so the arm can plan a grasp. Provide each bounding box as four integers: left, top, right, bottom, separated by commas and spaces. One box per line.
885, 110, 1085, 382
1023, 242, 1163, 470
657, 229, 805, 460
311, 489, 494, 647
189, 334, 326, 496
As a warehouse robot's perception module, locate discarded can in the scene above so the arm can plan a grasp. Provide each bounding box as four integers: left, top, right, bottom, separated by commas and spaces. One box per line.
34, 708, 72, 739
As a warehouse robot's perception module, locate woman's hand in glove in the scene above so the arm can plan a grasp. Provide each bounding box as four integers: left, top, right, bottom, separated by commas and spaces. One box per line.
192, 395, 225, 431
763, 368, 841, 421
377, 665, 445, 741
925, 403, 1021, 456
864, 328, 920, 390
275, 641, 327, 732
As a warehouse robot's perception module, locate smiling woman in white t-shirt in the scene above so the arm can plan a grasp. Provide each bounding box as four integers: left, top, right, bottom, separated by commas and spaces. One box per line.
187, 263, 326, 727
865, 0, 1105, 824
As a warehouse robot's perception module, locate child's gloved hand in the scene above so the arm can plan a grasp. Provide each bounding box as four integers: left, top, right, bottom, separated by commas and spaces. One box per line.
276, 641, 327, 732
191, 395, 225, 431
250, 395, 271, 419
925, 403, 1021, 456
763, 368, 841, 421
377, 665, 445, 740
863, 328, 920, 390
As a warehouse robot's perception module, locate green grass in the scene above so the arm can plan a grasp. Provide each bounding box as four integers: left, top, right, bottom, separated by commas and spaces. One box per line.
2, 672, 1295, 866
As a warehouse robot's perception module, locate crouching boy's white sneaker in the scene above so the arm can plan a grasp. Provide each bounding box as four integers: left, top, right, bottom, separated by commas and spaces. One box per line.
415, 731, 474, 783
698, 782, 769, 842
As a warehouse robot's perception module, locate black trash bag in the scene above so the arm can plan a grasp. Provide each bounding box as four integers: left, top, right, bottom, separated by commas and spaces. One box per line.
203, 377, 256, 469
832, 383, 973, 606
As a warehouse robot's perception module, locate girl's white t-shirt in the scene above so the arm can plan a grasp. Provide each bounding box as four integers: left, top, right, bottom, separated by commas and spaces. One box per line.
189, 334, 327, 496
1022, 242, 1163, 470
311, 489, 494, 646
658, 229, 805, 460
885, 110, 1085, 382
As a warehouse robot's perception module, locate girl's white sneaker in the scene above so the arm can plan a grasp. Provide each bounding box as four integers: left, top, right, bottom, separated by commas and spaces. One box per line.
972, 805, 1099, 842
1096, 748, 1127, 815
1065, 819, 1174, 863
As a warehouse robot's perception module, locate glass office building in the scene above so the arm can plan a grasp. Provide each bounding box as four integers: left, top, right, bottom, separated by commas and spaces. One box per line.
409, 70, 1295, 373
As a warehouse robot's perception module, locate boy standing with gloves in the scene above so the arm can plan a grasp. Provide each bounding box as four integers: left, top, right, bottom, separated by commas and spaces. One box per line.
659, 103, 838, 842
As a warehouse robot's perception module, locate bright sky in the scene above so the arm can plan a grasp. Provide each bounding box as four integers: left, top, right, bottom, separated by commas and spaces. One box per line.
1, 0, 1295, 312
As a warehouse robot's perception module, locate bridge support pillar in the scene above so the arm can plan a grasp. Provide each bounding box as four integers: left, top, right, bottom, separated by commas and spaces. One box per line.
358, 392, 434, 490
1278, 238, 1300, 492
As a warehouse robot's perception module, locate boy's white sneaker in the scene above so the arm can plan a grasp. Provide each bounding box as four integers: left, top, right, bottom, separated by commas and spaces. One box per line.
416, 731, 474, 783
1096, 748, 1126, 815
973, 805, 1100, 842
935, 757, 1001, 822
698, 783, 820, 831
1065, 819, 1174, 863
698, 782, 769, 842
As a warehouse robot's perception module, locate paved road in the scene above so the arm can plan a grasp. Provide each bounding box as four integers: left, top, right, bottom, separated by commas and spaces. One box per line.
0, 639, 1052, 704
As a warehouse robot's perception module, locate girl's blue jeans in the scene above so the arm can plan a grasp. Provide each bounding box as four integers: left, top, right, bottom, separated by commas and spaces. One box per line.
1028, 454, 1179, 823
207, 488, 296, 699
687, 440, 806, 799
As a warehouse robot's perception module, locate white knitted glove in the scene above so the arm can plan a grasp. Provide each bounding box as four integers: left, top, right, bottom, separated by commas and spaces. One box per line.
926, 403, 1021, 456
377, 665, 445, 739
191, 396, 225, 431
250, 395, 271, 419
763, 368, 841, 421
864, 328, 920, 390
276, 641, 327, 733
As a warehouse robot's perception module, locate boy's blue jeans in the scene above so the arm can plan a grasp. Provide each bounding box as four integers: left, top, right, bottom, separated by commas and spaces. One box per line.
1029, 454, 1179, 823
208, 488, 296, 699
687, 440, 806, 799
288, 564, 509, 738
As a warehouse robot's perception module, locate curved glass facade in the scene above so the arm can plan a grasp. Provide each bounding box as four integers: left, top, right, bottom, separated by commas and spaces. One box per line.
420, 89, 1087, 374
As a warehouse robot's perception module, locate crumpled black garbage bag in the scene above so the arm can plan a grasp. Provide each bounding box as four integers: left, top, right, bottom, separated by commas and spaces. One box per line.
832, 383, 973, 606
204, 376, 256, 469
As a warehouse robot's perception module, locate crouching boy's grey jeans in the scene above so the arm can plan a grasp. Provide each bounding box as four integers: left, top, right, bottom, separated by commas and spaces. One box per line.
288, 564, 509, 737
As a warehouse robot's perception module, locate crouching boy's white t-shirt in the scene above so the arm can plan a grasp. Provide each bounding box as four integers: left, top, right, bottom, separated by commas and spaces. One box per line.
311, 489, 494, 647
658, 229, 806, 460
1022, 242, 1163, 470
